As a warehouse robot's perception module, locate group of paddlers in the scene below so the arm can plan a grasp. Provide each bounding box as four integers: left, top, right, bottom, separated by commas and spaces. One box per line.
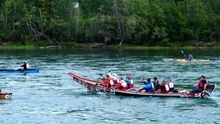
100, 73, 134, 91
100, 72, 208, 94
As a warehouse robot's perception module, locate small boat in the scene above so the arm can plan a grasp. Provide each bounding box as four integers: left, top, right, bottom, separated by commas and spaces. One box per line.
0, 92, 12, 99
68, 72, 216, 98
176, 59, 210, 62
0, 69, 39, 74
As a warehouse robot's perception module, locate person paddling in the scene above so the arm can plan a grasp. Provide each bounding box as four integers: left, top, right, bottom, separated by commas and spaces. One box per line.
191, 75, 207, 93
161, 78, 175, 93
181, 50, 193, 61
185, 54, 193, 61
139, 78, 153, 92
20, 61, 30, 70
125, 76, 134, 89
115, 78, 127, 91
152, 77, 161, 92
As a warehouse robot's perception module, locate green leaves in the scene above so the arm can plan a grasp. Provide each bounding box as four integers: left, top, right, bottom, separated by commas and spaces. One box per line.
0, 0, 219, 45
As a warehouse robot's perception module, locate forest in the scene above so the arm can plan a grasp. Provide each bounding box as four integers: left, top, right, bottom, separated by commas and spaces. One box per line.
0, 0, 219, 46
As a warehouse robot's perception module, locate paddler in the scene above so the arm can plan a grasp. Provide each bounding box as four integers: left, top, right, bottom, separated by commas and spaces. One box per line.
191, 75, 207, 93
115, 78, 127, 91
161, 78, 175, 93
101, 75, 111, 88
125, 76, 134, 89
152, 77, 161, 92
139, 78, 153, 92
20, 61, 30, 70
185, 54, 193, 61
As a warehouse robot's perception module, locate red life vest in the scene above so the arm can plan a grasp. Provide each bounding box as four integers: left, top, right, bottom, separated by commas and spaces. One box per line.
115, 83, 127, 91
198, 80, 207, 88
103, 78, 111, 87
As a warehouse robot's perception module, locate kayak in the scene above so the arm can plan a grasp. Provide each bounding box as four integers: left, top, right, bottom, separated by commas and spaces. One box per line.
0, 92, 12, 99
68, 72, 216, 98
114, 83, 216, 98
0, 69, 39, 74
176, 59, 210, 62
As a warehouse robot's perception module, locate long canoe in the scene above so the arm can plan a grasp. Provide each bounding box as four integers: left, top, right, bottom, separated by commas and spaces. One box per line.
0, 92, 12, 99
114, 83, 216, 98
0, 69, 39, 74
68, 72, 216, 98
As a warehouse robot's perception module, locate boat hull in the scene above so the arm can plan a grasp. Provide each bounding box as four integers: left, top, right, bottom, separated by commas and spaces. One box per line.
0, 69, 39, 74
0, 93, 12, 99
68, 72, 216, 98
176, 59, 210, 62
114, 83, 216, 98
68, 72, 109, 92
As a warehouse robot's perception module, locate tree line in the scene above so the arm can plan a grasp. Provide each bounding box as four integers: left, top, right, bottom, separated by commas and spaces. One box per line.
0, 0, 219, 46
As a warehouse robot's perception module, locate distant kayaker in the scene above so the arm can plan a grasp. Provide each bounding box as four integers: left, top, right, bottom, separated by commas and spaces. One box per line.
185, 54, 193, 61
191, 75, 207, 93
125, 76, 134, 89
139, 78, 153, 92
20, 61, 29, 70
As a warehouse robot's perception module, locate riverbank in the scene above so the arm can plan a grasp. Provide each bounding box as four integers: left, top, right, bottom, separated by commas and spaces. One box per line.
0, 41, 219, 50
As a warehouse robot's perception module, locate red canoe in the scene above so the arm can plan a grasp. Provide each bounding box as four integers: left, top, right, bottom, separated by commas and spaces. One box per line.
68, 72, 216, 98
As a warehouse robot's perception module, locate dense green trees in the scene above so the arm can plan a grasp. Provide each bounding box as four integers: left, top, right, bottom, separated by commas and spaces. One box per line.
0, 0, 219, 46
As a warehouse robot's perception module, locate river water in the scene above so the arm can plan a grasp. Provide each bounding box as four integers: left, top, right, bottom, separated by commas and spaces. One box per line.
0, 49, 219, 124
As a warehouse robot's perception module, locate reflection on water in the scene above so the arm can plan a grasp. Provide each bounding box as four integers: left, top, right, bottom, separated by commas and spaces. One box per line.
0, 48, 219, 123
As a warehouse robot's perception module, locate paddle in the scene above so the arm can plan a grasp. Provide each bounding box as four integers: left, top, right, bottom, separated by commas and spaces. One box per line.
180, 50, 187, 59
96, 73, 104, 85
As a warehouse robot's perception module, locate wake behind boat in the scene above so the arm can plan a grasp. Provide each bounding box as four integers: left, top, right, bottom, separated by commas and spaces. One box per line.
0, 69, 39, 74
68, 72, 216, 98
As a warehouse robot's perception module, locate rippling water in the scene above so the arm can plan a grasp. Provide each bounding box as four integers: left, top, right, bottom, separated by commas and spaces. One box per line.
0, 49, 219, 124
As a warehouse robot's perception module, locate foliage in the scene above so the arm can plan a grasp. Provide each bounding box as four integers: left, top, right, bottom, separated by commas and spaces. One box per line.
0, 0, 219, 45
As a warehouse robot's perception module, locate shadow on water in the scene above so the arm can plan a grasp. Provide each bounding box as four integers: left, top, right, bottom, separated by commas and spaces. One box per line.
174, 98, 218, 111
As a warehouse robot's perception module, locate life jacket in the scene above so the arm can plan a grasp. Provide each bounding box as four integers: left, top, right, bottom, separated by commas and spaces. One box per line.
130, 80, 134, 89
164, 81, 174, 92
144, 83, 152, 92
198, 80, 207, 88
110, 80, 114, 86
126, 79, 134, 89
103, 78, 111, 87
116, 80, 127, 91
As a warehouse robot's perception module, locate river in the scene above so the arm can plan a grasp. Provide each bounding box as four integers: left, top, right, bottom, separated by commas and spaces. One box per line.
0, 49, 219, 124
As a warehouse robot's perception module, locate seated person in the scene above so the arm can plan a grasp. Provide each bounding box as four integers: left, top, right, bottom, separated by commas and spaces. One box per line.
115, 78, 127, 91
191, 75, 207, 93
101, 75, 111, 88
185, 54, 193, 61
139, 78, 153, 92
152, 77, 161, 92
161, 78, 176, 93
20, 61, 30, 70
125, 76, 134, 89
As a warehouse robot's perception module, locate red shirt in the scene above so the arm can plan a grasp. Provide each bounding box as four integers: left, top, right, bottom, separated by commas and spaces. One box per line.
198, 80, 207, 88
103, 78, 111, 87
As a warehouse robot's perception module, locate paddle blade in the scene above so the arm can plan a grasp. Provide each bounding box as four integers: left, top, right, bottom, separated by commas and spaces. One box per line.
181, 50, 184, 54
